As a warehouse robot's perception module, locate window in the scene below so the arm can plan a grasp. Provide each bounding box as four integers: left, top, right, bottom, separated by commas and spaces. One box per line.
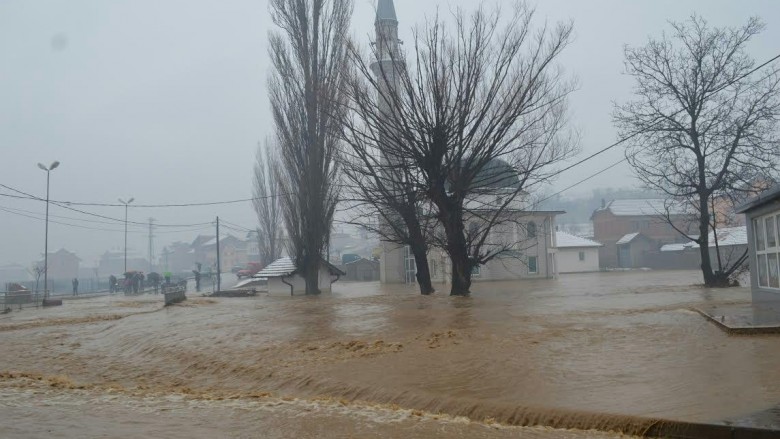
755, 219, 766, 251
527, 222, 537, 238
770, 254, 780, 288
578, 251, 585, 261
767, 216, 777, 248
528, 256, 538, 274
754, 212, 780, 289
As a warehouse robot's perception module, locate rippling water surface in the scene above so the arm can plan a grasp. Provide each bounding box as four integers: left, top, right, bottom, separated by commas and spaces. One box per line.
0, 270, 776, 437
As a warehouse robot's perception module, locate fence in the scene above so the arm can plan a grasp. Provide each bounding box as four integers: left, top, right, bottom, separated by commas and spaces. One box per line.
1, 290, 43, 311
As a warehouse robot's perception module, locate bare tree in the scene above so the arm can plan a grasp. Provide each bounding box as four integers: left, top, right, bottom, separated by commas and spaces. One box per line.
339, 149, 438, 294
615, 16, 780, 286
342, 3, 576, 295
268, 0, 351, 294
252, 140, 283, 267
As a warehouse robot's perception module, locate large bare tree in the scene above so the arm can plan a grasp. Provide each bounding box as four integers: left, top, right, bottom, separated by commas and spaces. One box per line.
268, 0, 351, 294
615, 16, 780, 286
252, 140, 284, 267
339, 148, 438, 294
342, 3, 576, 295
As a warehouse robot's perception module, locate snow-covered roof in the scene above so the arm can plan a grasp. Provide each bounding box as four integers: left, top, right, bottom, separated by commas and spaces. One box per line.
616, 233, 640, 245
660, 226, 747, 251
254, 257, 346, 278
255, 257, 296, 278
597, 199, 687, 217
555, 231, 602, 248
660, 243, 687, 252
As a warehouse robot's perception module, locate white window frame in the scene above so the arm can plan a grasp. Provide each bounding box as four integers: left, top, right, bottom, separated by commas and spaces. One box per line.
528, 255, 538, 274
754, 212, 780, 289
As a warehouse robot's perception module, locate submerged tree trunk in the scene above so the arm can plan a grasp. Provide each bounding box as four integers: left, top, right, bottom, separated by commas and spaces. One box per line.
303, 255, 321, 295
441, 208, 472, 296
409, 242, 434, 295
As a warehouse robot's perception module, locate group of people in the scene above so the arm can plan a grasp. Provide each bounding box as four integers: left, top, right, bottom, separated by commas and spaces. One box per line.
107, 271, 172, 295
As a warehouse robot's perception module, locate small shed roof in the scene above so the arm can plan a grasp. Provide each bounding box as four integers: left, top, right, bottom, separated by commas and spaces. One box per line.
254, 257, 345, 278
555, 231, 602, 248
616, 233, 640, 245
345, 257, 379, 266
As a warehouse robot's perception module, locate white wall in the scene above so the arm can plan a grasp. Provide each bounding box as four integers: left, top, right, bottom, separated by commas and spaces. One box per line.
558, 248, 600, 273
380, 242, 406, 284
267, 268, 337, 295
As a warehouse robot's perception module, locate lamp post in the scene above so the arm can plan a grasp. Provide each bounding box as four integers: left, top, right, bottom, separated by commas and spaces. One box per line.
118, 198, 134, 273
37, 161, 60, 302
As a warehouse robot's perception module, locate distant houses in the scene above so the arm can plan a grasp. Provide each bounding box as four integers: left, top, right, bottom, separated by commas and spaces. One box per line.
591, 199, 695, 269
38, 248, 80, 281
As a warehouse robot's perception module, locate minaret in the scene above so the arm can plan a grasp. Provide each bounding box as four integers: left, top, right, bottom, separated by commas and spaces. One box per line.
372, 0, 400, 77
373, 0, 409, 284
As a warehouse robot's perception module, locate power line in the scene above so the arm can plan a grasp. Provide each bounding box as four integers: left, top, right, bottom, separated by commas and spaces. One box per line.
0, 53, 776, 223
0, 205, 214, 235
0, 183, 213, 228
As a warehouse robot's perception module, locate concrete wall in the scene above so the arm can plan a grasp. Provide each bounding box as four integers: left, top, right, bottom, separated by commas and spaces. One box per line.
380, 242, 406, 284
558, 248, 600, 273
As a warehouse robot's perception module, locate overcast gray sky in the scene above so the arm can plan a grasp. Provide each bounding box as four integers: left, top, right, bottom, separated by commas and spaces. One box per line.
1, 0, 778, 267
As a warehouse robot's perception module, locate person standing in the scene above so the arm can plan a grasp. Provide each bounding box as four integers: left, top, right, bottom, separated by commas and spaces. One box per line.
194, 270, 201, 292
72, 278, 79, 296
109, 275, 117, 293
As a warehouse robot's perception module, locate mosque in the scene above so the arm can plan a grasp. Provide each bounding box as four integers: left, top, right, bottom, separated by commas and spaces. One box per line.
372, 0, 563, 284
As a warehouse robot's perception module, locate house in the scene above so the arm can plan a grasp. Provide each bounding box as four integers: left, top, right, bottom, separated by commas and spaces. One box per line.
342, 258, 380, 282
555, 232, 602, 273
592, 199, 694, 269
39, 249, 80, 280
254, 257, 345, 295
736, 185, 780, 303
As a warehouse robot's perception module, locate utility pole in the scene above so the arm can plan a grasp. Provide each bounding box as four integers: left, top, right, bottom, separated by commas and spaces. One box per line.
37, 160, 60, 303
216, 216, 221, 292
148, 218, 155, 273
118, 198, 134, 273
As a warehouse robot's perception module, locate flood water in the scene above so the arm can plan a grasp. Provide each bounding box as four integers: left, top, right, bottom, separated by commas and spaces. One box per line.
1, 270, 778, 438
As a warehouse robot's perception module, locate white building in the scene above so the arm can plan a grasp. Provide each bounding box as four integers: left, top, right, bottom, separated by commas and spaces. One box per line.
555, 232, 602, 273
736, 184, 780, 303
254, 257, 345, 295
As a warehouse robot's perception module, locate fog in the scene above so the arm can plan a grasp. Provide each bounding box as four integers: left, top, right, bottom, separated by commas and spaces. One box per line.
1, 0, 778, 267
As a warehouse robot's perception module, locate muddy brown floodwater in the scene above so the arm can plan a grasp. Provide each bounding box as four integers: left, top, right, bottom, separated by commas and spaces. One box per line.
1, 270, 778, 438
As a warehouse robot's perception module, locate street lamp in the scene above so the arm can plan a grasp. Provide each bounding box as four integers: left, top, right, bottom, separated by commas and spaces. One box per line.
37, 161, 60, 302
118, 197, 134, 273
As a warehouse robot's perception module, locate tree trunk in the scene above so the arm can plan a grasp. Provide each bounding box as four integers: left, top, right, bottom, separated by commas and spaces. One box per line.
411, 245, 434, 295
304, 256, 321, 295
443, 215, 472, 296
449, 248, 472, 296
406, 218, 434, 295
698, 197, 717, 287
